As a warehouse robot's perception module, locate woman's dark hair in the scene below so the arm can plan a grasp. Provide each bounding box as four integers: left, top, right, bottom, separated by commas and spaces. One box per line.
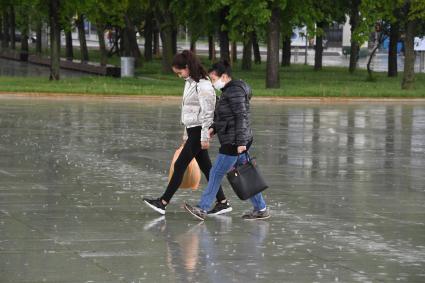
172, 50, 207, 82
208, 60, 232, 77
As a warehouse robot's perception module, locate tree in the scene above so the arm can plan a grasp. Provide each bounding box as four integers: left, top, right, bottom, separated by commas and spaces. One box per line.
224, 0, 270, 70
75, 14, 89, 62
348, 0, 361, 73
9, 4, 15, 49
252, 30, 261, 64
388, 19, 400, 77
280, 0, 308, 67
358, 0, 425, 88
144, 9, 154, 61
1, 3, 10, 49
266, 1, 281, 88
85, 0, 125, 66
314, 21, 326, 70
48, 0, 61, 80
15, 0, 31, 60
402, 0, 425, 89
218, 6, 230, 62
154, 0, 175, 73
312, 0, 346, 71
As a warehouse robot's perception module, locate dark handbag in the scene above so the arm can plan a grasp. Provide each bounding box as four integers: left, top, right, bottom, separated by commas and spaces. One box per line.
226, 152, 268, 200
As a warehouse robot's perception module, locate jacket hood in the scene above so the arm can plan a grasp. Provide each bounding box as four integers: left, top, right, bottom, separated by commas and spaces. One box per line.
223, 79, 252, 100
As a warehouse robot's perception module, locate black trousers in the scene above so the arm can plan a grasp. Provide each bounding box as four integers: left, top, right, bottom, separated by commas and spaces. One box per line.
161, 126, 226, 203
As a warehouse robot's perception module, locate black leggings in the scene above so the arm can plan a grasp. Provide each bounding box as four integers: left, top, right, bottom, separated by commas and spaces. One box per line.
161, 126, 226, 203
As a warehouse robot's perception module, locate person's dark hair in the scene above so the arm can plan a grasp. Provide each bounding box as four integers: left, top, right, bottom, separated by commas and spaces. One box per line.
208, 60, 232, 77
172, 50, 207, 82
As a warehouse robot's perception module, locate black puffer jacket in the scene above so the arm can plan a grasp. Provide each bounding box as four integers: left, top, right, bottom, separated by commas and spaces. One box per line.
211, 80, 253, 146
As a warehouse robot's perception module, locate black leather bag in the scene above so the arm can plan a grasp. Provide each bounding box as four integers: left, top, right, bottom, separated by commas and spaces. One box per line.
226, 153, 268, 200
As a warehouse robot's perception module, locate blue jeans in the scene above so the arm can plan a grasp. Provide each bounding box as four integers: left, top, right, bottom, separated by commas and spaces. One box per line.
198, 153, 266, 212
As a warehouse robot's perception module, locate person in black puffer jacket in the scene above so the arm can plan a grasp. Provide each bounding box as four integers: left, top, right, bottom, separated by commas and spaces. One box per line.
184, 60, 270, 221
143, 51, 231, 216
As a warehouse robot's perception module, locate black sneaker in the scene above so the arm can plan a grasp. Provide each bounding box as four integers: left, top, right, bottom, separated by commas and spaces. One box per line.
184, 202, 206, 221
242, 208, 271, 220
207, 200, 233, 215
143, 197, 166, 215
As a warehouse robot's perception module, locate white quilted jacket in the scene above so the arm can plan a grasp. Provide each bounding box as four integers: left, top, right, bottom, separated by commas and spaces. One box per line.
181, 77, 216, 142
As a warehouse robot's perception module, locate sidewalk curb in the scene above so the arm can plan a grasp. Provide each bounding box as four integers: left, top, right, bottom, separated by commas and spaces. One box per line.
1, 92, 425, 104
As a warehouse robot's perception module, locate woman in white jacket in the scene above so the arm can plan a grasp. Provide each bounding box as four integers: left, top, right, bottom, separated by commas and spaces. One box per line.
143, 50, 232, 216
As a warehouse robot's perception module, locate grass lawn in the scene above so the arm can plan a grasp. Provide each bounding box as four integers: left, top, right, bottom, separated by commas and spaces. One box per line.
1, 50, 424, 97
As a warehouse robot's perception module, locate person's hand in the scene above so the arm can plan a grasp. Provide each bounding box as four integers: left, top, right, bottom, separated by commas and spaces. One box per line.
201, 141, 210, 149
208, 128, 215, 139
237, 146, 246, 154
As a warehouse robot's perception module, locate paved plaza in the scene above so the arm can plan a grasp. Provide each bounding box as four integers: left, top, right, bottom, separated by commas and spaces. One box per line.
0, 96, 424, 282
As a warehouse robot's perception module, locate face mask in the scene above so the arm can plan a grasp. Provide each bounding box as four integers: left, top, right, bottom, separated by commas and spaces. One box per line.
213, 78, 226, 91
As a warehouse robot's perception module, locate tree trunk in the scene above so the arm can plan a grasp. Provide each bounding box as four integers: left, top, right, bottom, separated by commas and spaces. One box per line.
65, 30, 73, 61
121, 25, 131, 56
153, 28, 160, 56
9, 5, 15, 50
144, 14, 153, 61
35, 22, 42, 54
402, 20, 416, 90
231, 41, 237, 63
388, 21, 399, 77
241, 35, 252, 70
124, 14, 142, 66
349, 0, 360, 73
252, 31, 261, 64
160, 28, 173, 73
2, 9, 9, 49
96, 24, 107, 66
219, 29, 230, 62
190, 34, 196, 54
281, 35, 291, 66
208, 35, 215, 60
349, 42, 359, 73
266, 6, 280, 88
76, 14, 89, 63
314, 35, 323, 71
219, 7, 230, 62
314, 22, 325, 71
172, 27, 177, 55
367, 31, 385, 80
49, 0, 61, 80
156, 6, 174, 73
20, 11, 29, 61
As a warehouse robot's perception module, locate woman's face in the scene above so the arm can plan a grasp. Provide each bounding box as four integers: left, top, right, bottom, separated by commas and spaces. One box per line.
208, 71, 220, 84
209, 71, 230, 84
172, 66, 190, 79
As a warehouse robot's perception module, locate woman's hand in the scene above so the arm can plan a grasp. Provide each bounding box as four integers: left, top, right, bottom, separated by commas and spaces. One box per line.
237, 146, 247, 154
201, 141, 210, 149
208, 128, 216, 139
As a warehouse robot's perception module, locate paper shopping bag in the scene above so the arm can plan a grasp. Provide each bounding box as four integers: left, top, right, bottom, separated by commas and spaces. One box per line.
168, 146, 201, 190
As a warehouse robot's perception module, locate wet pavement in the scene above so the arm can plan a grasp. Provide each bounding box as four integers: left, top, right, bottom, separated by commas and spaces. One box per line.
0, 58, 89, 78
0, 96, 424, 282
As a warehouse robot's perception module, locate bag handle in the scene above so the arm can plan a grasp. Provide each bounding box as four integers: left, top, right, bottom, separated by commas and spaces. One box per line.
237, 151, 251, 162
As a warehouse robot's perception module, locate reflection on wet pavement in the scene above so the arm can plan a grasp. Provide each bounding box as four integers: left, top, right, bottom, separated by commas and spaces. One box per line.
0, 97, 424, 282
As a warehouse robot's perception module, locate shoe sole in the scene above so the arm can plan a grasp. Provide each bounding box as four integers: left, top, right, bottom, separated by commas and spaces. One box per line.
242, 214, 271, 221
143, 200, 166, 215
208, 207, 233, 216
184, 204, 205, 221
